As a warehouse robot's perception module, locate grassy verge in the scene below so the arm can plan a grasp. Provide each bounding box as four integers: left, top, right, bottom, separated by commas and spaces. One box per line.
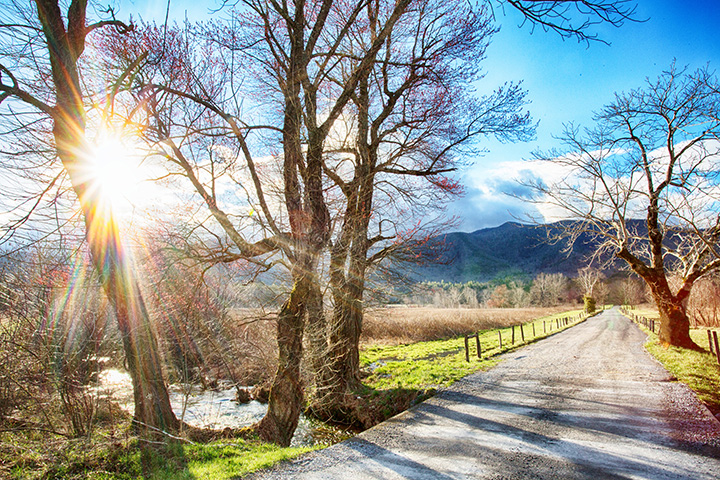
362, 308, 588, 390
621, 308, 720, 417
3, 429, 321, 480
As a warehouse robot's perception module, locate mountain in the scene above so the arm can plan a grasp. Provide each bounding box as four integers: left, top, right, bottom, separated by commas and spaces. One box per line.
403, 221, 627, 283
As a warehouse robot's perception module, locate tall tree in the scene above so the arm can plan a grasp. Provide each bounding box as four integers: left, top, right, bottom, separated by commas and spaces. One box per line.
0, 0, 179, 433
310, 0, 638, 418
312, 0, 534, 416
528, 64, 720, 348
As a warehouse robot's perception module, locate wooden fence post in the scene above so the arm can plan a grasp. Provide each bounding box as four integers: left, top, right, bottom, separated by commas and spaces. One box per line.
499, 331, 502, 350
521, 324, 525, 342
532, 323, 536, 337
464, 335, 470, 362
511, 326, 515, 344
475, 334, 481, 359
709, 330, 714, 354
713, 331, 720, 365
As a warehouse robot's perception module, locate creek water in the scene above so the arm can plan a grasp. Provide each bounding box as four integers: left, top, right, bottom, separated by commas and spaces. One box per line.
95, 368, 341, 447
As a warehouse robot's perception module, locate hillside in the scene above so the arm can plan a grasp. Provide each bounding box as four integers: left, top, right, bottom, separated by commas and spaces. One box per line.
403, 221, 624, 283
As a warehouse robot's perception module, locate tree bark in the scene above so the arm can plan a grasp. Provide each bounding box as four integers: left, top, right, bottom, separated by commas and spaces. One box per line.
643, 272, 698, 349
313, 76, 375, 415
255, 264, 310, 446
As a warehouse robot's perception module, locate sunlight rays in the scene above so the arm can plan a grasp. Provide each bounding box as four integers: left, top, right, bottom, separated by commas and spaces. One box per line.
85, 133, 141, 216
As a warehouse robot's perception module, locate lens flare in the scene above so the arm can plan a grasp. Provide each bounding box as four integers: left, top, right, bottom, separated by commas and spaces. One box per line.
87, 135, 140, 214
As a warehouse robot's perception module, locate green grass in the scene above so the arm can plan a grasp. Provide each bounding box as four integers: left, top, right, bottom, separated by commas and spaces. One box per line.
183, 440, 320, 480
5, 433, 320, 480
621, 307, 720, 416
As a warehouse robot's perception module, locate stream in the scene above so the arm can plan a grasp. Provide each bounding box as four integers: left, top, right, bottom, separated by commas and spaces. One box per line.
95, 368, 344, 447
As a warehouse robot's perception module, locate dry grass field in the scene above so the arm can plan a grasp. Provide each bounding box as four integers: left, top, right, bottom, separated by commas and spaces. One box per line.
361, 305, 580, 345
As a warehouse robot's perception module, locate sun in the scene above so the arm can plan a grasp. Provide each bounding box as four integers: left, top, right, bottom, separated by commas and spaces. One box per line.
87, 134, 143, 213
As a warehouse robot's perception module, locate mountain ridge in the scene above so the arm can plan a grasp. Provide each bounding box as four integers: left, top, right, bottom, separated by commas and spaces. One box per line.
403, 220, 634, 283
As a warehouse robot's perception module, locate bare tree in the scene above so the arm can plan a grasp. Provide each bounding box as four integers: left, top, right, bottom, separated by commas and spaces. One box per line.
577, 267, 603, 298
313, 0, 533, 410
0, 0, 179, 433
529, 64, 720, 348
577, 267, 603, 312
618, 275, 646, 306
486, 285, 510, 308
106, 0, 417, 445
594, 279, 609, 307
688, 272, 720, 327
507, 281, 530, 307
496, 0, 638, 44
530, 272, 568, 306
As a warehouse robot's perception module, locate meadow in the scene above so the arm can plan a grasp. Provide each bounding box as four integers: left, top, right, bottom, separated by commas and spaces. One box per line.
362, 305, 578, 345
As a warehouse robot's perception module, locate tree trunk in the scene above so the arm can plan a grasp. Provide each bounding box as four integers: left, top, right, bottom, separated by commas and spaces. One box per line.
114, 287, 180, 433
644, 272, 699, 350
317, 74, 375, 407
255, 265, 310, 446
328, 254, 366, 393
71, 172, 180, 434
652, 290, 698, 349
305, 272, 329, 397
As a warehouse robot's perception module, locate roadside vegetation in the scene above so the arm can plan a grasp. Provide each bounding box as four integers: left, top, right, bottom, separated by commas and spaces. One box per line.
3, 430, 321, 480
362, 308, 587, 389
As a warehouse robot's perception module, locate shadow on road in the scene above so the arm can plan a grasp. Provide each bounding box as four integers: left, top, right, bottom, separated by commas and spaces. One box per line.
412, 397, 715, 479
344, 438, 457, 480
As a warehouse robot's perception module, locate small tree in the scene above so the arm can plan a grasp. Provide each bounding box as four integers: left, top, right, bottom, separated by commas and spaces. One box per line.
688, 273, 720, 327
486, 285, 510, 308
578, 267, 603, 312
529, 64, 720, 348
530, 272, 567, 306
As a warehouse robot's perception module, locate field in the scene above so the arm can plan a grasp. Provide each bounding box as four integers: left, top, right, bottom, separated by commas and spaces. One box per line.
362, 305, 583, 345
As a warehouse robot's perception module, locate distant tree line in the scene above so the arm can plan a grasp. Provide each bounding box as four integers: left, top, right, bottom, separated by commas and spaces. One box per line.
402, 271, 654, 309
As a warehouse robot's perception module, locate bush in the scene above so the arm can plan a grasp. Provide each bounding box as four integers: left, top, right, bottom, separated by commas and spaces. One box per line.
583, 295, 596, 314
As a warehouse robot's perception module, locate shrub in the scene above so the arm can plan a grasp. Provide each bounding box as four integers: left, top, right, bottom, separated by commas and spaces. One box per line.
583, 295, 596, 314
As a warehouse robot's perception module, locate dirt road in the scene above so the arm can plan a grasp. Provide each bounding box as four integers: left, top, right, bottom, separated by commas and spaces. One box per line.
245, 308, 720, 479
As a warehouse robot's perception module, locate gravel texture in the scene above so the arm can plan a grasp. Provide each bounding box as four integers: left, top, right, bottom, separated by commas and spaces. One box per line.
244, 308, 720, 479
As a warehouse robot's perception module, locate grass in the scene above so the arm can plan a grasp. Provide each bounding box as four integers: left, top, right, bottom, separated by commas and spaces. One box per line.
621, 307, 720, 417
3, 431, 321, 480
183, 440, 320, 480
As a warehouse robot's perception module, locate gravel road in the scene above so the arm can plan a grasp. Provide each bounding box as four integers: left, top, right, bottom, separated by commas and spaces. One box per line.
245, 308, 720, 479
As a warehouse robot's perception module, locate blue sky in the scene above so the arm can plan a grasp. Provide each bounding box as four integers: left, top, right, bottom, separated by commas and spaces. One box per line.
117, 0, 720, 232
453, 0, 720, 231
